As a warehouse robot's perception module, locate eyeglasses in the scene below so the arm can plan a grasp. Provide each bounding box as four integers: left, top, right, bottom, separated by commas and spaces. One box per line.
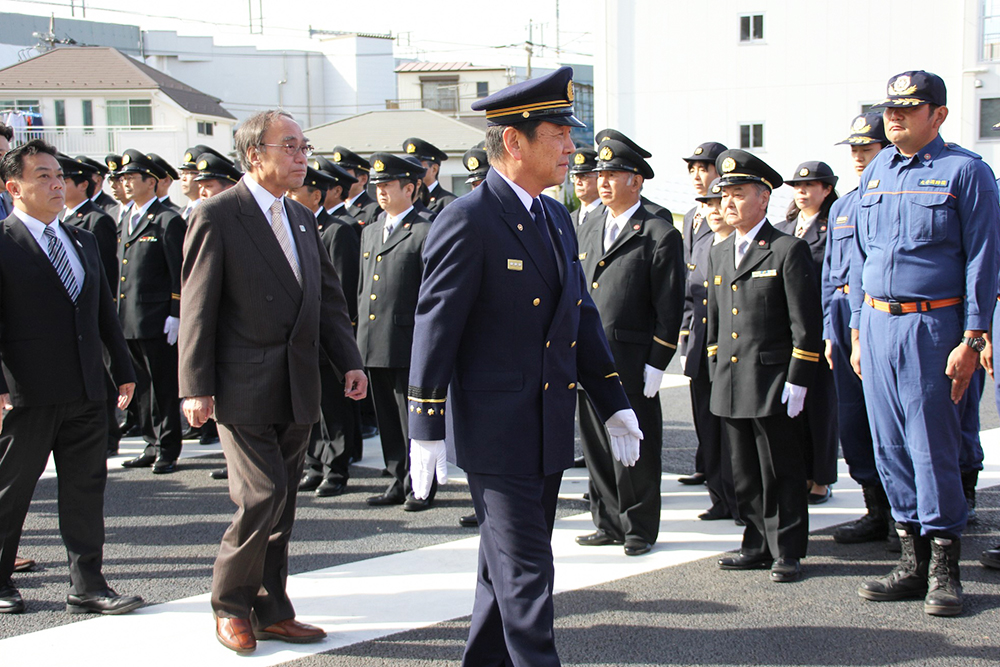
259, 143, 314, 157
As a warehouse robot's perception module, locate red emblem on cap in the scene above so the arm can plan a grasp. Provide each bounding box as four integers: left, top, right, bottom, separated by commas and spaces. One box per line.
633, 224, 640, 230
758, 240, 766, 246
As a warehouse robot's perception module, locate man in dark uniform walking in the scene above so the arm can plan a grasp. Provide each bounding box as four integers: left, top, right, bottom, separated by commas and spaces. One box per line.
403, 137, 456, 213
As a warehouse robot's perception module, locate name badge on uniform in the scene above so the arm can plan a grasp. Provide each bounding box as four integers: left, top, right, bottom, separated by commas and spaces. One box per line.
578, 252, 587, 260
713, 275, 722, 285
299, 225, 306, 232
836, 216, 849, 223
752, 269, 777, 278
867, 179, 880, 189
507, 259, 523, 271
919, 179, 949, 187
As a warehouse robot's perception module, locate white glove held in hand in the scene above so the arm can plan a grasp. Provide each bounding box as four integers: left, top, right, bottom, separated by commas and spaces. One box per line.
163, 316, 180, 346
605, 408, 643, 467
642, 364, 665, 398
679, 356, 687, 370
781, 382, 808, 419
410, 439, 448, 499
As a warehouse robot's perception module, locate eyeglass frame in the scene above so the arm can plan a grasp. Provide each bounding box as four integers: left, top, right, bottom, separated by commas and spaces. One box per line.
258, 142, 314, 157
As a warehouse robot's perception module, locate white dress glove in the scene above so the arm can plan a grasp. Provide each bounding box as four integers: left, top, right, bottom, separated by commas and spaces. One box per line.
163, 316, 180, 346
604, 408, 643, 467
642, 364, 665, 398
781, 382, 808, 419
679, 355, 687, 370
409, 439, 448, 500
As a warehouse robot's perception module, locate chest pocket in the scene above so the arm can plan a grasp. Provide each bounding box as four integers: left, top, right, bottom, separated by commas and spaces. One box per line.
831, 223, 854, 268
906, 192, 953, 243
860, 194, 881, 245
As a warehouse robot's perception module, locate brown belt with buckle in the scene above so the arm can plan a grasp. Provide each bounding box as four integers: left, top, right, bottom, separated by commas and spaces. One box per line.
836, 285, 850, 294
864, 293, 963, 315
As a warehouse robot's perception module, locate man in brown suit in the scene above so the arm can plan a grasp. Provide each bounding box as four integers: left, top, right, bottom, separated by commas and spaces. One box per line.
178, 110, 367, 655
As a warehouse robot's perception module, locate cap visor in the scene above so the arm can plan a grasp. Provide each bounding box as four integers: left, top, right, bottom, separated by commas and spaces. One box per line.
547, 114, 587, 129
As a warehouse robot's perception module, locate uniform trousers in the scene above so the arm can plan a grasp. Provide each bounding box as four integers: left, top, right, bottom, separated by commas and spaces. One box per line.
127, 337, 181, 460
958, 367, 984, 473
0, 399, 109, 592
828, 291, 879, 486
578, 390, 662, 543
860, 304, 966, 537
799, 361, 839, 486
464, 471, 562, 667
723, 414, 809, 560
688, 354, 737, 517
304, 360, 360, 483
212, 421, 311, 626
369, 367, 426, 499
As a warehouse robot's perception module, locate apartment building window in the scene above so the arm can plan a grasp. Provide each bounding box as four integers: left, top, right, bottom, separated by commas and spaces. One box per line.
54, 100, 66, 127
420, 77, 459, 112
740, 14, 764, 42
82, 100, 94, 129
197, 120, 214, 136
0, 99, 40, 113
983, 1, 1000, 60
476, 81, 489, 98
106, 99, 152, 127
980, 98, 1000, 138
740, 122, 764, 149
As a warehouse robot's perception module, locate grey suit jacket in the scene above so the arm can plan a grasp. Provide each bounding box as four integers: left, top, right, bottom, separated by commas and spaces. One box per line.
178, 180, 363, 425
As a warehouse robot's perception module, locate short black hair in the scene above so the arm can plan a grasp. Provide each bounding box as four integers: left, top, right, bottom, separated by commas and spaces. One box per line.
304, 184, 328, 200
0, 139, 58, 183
67, 172, 96, 198
0, 123, 12, 142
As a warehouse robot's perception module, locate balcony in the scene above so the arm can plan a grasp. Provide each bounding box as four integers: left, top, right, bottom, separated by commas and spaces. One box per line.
8, 125, 181, 159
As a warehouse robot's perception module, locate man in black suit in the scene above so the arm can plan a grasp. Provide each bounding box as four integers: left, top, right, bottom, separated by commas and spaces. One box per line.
0, 124, 12, 219
576, 137, 684, 556
707, 149, 821, 583
677, 141, 727, 487
74, 155, 119, 219
569, 147, 604, 228
357, 153, 436, 511
0, 139, 142, 615
403, 137, 456, 213
117, 150, 185, 474
332, 146, 379, 231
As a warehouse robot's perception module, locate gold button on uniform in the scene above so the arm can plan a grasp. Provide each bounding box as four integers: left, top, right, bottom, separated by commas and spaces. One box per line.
702, 298, 707, 305
373, 274, 380, 281
592, 282, 599, 289
376, 255, 382, 261
120, 276, 125, 282
732, 332, 738, 339
732, 307, 739, 315
568, 383, 576, 389
598, 260, 605, 267
731, 356, 738, 363
370, 294, 377, 300
369, 314, 376, 320
533, 298, 541, 306
703, 280, 708, 287
702, 317, 706, 323
545, 341, 550, 348
122, 258, 128, 265
570, 341, 576, 347
576, 299, 582, 306
544, 382, 549, 390
732, 284, 738, 291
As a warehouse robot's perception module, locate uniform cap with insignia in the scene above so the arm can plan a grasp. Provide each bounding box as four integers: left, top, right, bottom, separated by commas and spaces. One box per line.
784, 160, 838, 187
147, 153, 180, 180
714, 149, 783, 191
192, 152, 242, 184
593, 128, 651, 158
471, 65, 585, 127
871, 70, 946, 109
695, 177, 724, 204
682, 141, 728, 164
180, 144, 226, 170
311, 155, 359, 190
569, 147, 598, 174
329, 146, 371, 173
118, 149, 167, 180
595, 139, 654, 180
104, 153, 123, 176
57, 153, 98, 177
462, 146, 490, 184
401, 137, 449, 164
73, 155, 108, 176
835, 112, 889, 146
367, 152, 427, 184
301, 165, 340, 191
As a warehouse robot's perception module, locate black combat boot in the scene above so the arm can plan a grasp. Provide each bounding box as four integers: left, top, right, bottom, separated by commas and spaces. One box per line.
858, 523, 930, 601
961, 470, 978, 523
924, 536, 962, 616
834, 485, 891, 544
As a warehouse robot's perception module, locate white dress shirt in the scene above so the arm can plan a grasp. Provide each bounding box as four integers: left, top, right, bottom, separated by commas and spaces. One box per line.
14, 208, 85, 287
733, 216, 767, 269
603, 200, 642, 252
383, 206, 414, 243
242, 173, 300, 265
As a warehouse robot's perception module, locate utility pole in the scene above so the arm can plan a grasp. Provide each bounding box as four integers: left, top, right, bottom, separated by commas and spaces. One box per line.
555, 0, 560, 58
526, 19, 534, 79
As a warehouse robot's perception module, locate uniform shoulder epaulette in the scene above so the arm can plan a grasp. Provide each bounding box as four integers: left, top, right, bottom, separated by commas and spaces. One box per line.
944, 143, 983, 160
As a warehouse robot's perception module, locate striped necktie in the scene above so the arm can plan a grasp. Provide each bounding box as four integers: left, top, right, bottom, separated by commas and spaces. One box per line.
270, 199, 301, 284
44, 225, 80, 302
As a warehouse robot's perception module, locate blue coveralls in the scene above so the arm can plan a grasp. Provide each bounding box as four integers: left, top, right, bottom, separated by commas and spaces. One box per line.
848, 134, 999, 538
822, 189, 879, 487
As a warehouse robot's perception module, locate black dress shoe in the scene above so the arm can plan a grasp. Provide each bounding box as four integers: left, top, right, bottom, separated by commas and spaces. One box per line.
299, 474, 322, 492
200, 434, 220, 445
981, 545, 1000, 570
121, 453, 156, 468
152, 458, 177, 474
770, 557, 801, 582
807, 487, 832, 505
718, 552, 773, 570
367, 492, 405, 506
361, 425, 379, 439
459, 514, 479, 528
624, 538, 652, 556
573, 456, 588, 468
698, 506, 730, 521
106, 448, 119, 458
575, 530, 624, 546
123, 425, 142, 438
678, 472, 706, 485
403, 496, 432, 512
66, 588, 143, 615
210, 467, 229, 480
0, 580, 24, 614
316, 480, 346, 497
181, 427, 201, 440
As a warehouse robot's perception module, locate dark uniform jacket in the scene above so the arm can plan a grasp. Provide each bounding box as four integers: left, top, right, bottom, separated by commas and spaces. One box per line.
706, 221, 822, 418
356, 207, 432, 368
570, 201, 606, 228
347, 190, 380, 236
65, 199, 118, 292
0, 215, 135, 406
117, 199, 186, 339
774, 214, 829, 290
578, 204, 684, 394
178, 181, 362, 425
680, 230, 715, 379
93, 191, 118, 216
683, 205, 713, 269
426, 183, 456, 214
321, 215, 360, 326
641, 196, 672, 221
407, 168, 630, 476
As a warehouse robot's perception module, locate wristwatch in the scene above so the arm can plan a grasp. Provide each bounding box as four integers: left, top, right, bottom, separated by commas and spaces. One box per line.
962, 335, 987, 352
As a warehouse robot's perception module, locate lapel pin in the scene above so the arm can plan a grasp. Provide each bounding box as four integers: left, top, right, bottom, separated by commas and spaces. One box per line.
633, 224, 640, 230
820, 225, 827, 232
404, 223, 411, 229
517, 224, 523, 231
147, 214, 154, 219
758, 240, 766, 246
298, 224, 306, 232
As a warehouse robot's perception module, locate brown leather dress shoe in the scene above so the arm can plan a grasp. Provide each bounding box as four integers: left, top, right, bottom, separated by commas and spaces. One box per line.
13, 557, 36, 572
216, 617, 257, 654
255, 618, 327, 643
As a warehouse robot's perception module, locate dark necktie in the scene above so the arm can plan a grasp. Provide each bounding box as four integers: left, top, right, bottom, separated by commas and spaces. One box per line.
44, 225, 81, 301
530, 198, 555, 261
